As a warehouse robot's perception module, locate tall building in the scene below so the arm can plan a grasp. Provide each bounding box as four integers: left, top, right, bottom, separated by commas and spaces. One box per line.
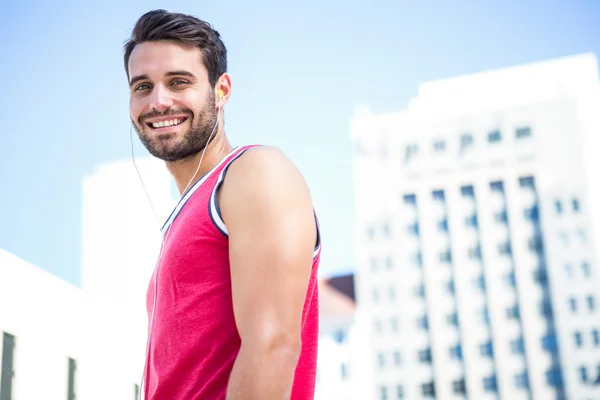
350, 53, 600, 400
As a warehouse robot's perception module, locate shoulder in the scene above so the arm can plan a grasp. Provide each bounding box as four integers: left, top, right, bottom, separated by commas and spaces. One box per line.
219, 145, 313, 221
226, 145, 310, 195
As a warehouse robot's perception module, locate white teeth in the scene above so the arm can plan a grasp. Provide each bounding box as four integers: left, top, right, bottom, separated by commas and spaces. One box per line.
151, 118, 183, 128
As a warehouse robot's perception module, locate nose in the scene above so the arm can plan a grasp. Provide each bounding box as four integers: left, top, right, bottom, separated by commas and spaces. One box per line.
149, 84, 174, 111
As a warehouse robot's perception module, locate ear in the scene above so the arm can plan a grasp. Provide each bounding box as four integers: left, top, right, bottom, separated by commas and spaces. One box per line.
215, 73, 232, 110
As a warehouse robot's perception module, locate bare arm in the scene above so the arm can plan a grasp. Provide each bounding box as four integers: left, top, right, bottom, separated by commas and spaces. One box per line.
219, 146, 317, 400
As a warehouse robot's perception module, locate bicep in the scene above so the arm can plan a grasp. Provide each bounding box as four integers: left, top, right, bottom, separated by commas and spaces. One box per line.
220, 148, 316, 344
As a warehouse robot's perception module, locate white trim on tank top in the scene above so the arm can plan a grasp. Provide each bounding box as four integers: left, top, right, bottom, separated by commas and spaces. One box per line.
160, 146, 241, 234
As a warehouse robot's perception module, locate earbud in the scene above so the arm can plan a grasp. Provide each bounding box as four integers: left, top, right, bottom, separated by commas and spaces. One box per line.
218, 88, 224, 98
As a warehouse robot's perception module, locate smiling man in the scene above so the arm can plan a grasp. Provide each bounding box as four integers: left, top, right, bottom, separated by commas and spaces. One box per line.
124, 9, 322, 400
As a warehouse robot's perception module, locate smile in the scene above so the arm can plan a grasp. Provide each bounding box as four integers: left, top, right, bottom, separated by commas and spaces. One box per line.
146, 117, 188, 129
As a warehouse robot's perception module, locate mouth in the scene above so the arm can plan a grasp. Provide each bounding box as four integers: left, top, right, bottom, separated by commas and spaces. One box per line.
145, 117, 189, 131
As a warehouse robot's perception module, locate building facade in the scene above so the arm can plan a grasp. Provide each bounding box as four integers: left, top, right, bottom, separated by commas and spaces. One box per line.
350, 53, 600, 399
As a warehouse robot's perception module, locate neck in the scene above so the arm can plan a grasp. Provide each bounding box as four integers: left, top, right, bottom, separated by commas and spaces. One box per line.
166, 131, 233, 196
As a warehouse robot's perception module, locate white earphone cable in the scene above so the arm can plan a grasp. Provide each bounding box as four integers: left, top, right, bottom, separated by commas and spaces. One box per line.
131, 108, 221, 400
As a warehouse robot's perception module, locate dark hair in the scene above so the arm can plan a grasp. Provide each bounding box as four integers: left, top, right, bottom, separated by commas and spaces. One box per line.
123, 9, 227, 86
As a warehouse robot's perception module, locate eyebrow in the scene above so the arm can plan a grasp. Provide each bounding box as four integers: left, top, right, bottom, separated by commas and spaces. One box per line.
129, 70, 197, 88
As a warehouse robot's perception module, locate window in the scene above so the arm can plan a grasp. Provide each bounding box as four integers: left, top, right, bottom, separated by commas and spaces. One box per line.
559, 231, 569, 245
383, 223, 391, 237
412, 251, 423, 267
368, 227, 376, 240
385, 256, 393, 269
587, 295, 595, 311
468, 245, 482, 261
1, 332, 16, 400
541, 334, 557, 352
379, 385, 388, 400
432, 190, 445, 201
506, 305, 520, 320
377, 353, 385, 368
447, 313, 459, 327
389, 286, 396, 301
461, 185, 475, 197
498, 242, 512, 256
480, 341, 493, 358
539, 299, 553, 318
465, 215, 478, 228
421, 382, 435, 398
504, 272, 516, 287
516, 126, 532, 139
495, 210, 508, 224
579, 366, 587, 383
134, 384, 140, 400
569, 297, 577, 312
573, 198, 580, 212
460, 134, 474, 153
390, 318, 399, 333
341, 362, 349, 379
413, 284, 425, 298
483, 375, 498, 392
555, 200, 563, 214
403, 144, 419, 164
418, 348, 432, 364
511, 337, 525, 354
393, 351, 401, 366
333, 330, 346, 343
370, 258, 378, 271
403, 194, 417, 205
374, 320, 382, 334
439, 250, 452, 264
574, 332, 583, 348
524, 206, 539, 222
437, 218, 448, 232
582, 262, 591, 277
519, 176, 535, 188
417, 316, 429, 331
592, 329, 599, 346
577, 229, 587, 243
433, 140, 446, 152
490, 181, 504, 192
396, 385, 404, 399
449, 345, 463, 360
407, 223, 420, 236
545, 366, 563, 388
528, 236, 543, 253
452, 378, 466, 395
514, 371, 529, 389
533, 268, 548, 286
479, 308, 490, 325
474, 275, 486, 290
446, 280, 455, 295
488, 130, 502, 143
373, 289, 380, 303
565, 264, 574, 279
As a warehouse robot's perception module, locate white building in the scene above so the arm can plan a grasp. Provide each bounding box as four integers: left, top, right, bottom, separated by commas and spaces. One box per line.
0, 155, 175, 400
350, 53, 600, 400
0, 248, 145, 400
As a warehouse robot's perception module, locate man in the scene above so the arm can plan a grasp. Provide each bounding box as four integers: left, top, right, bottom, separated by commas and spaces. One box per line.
124, 9, 321, 400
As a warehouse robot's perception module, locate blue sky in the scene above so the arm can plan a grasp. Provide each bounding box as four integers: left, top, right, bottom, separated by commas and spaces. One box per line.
0, 0, 598, 286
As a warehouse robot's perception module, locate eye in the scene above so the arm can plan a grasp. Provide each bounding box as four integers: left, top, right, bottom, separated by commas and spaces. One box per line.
172, 79, 190, 86
134, 83, 151, 92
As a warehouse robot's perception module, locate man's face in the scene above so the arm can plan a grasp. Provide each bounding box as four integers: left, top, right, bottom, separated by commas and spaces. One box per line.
128, 40, 217, 162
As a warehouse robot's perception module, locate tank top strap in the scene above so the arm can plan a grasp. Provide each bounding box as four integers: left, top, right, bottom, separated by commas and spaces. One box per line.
208, 144, 262, 236
161, 145, 261, 234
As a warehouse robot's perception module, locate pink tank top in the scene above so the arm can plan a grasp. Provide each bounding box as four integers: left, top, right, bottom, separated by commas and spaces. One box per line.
143, 145, 321, 400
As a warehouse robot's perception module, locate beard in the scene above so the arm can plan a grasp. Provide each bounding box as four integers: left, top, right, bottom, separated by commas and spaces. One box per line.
132, 92, 218, 162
